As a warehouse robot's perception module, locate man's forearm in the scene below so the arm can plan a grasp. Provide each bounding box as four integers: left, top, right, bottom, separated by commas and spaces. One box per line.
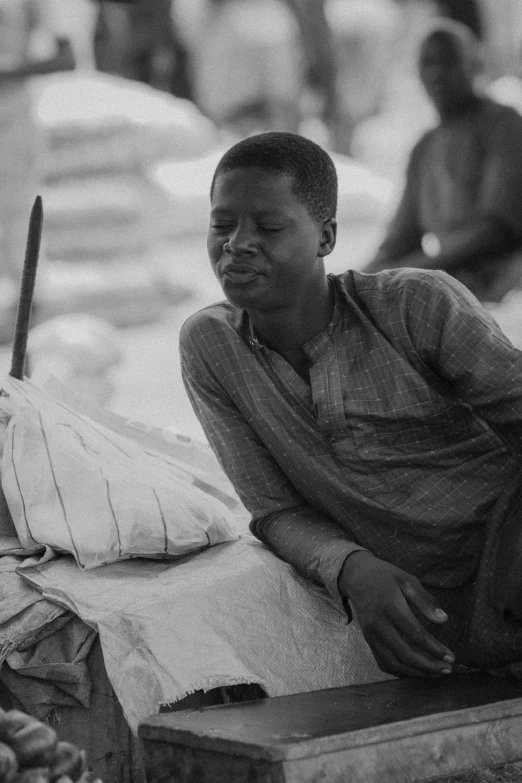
366, 216, 520, 275
251, 506, 365, 607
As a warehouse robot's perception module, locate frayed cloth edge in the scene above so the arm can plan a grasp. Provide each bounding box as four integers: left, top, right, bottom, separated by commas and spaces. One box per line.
129, 675, 269, 734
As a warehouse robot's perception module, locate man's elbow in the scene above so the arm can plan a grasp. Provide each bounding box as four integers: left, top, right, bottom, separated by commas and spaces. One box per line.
249, 506, 306, 543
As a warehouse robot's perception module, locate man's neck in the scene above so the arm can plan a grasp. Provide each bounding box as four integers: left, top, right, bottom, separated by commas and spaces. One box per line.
438, 92, 482, 122
248, 278, 334, 353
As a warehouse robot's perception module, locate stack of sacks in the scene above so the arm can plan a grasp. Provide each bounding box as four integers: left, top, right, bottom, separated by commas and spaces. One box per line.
28, 314, 123, 407
38, 258, 189, 328
147, 147, 396, 240
28, 72, 220, 325
41, 177, 145, 262
33, 72, 217, 183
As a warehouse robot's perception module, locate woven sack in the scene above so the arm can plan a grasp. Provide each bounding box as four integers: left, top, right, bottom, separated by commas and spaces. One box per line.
1, 378, 239, 569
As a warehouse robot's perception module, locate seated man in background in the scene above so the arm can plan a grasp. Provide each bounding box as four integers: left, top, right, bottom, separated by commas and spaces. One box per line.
180, 131, 522, 681
363, 20, 522, 304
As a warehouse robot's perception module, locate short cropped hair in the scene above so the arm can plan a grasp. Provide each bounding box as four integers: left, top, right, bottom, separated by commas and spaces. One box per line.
210, 132, 338, 222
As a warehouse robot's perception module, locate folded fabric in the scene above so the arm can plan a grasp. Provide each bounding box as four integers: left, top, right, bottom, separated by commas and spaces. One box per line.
1, 614, 97, 720
20, 537, 390, 733
1, 378, 240, 569
0, 550, 69, 665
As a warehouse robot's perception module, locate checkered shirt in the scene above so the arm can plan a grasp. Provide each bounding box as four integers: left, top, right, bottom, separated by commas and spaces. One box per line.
180, 269, 522, 609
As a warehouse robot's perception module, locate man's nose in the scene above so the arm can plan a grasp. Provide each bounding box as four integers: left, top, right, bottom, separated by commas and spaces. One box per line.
227, 224, 256, 254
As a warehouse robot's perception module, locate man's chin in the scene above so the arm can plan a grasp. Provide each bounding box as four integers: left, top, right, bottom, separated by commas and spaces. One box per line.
221, 278, 267, 308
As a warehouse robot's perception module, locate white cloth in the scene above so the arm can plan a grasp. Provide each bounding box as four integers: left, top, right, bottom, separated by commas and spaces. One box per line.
19, 537, 389, 732
2, 377, 241, 569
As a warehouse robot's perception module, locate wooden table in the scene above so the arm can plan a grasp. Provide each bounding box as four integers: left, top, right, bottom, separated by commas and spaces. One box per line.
139, 673, 522, 783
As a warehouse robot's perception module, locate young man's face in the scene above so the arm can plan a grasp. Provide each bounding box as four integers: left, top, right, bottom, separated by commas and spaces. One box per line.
208, 166, 335, 312
418, 33, 476, 114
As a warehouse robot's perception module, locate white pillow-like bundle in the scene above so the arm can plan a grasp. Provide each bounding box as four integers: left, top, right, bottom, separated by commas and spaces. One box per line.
1, 378, 240, 569
42, 176, 147, 260
30, 71, 219, 180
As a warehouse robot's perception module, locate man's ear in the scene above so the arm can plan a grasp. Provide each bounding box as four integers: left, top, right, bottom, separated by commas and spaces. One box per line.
318, 218, 337, 258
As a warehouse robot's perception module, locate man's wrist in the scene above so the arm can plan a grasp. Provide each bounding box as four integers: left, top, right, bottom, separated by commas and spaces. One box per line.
337, 549, 375, 595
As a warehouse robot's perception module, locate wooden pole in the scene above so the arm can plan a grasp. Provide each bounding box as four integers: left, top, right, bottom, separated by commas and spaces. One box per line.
9, 195, 43, 380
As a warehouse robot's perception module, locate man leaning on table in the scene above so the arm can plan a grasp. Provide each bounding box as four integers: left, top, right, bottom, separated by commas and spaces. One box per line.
180, 130, 522, 681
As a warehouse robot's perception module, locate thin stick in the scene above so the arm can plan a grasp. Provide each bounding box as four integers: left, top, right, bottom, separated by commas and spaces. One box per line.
10, 195, 43, 380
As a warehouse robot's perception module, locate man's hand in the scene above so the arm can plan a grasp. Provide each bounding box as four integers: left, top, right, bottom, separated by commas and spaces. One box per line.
338, 551, 455, 678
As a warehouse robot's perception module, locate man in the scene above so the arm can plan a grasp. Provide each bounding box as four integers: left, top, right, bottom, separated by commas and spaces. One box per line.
180, 131, 522, 680
363, 20, 522, 304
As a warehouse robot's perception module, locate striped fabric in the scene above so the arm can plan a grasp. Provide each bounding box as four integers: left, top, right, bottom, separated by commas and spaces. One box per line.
2, 378, 240, 569
180, 268, 522, 615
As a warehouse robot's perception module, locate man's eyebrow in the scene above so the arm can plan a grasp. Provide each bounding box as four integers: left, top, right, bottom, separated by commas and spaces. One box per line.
210, 207, 289, 218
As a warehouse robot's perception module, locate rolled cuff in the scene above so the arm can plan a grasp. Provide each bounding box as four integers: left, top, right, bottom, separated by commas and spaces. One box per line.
251, 507, 366, 619
319, 541, 367, 619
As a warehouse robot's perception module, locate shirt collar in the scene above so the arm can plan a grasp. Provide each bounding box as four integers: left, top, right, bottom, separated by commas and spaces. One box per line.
243, 275, 341, 352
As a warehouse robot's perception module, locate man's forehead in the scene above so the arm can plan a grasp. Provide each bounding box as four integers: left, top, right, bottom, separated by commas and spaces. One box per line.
211, 167, 298, 204
214, 166, 295, 187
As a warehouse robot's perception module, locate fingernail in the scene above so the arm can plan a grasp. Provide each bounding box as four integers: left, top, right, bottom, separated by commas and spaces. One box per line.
443, 654, 455, 663
435, 609, 448, 620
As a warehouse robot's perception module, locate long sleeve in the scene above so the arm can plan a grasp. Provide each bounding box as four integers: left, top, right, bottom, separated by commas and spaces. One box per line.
180, 336, 364, 610
251, 507, 365, 611
407, 274, 522, 459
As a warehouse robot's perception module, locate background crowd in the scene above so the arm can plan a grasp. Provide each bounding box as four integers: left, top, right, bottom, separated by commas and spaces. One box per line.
0, 0, 521, 430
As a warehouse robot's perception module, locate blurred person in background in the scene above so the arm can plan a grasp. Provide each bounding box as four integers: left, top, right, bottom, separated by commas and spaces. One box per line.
324, 0, 401, 154
173, 0, 338, 140
363, 19, 522, 304
94, 0, 192, 99
188, 0, 303, 136
0, 0, 74, 339
285, 0, 338, 142
187, 0, 401, 149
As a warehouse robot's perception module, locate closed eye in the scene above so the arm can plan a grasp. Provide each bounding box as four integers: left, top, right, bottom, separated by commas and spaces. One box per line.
210, 223, 233, 233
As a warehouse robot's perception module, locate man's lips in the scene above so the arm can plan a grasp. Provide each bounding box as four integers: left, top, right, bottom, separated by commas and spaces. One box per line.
220, 264, 263, 284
